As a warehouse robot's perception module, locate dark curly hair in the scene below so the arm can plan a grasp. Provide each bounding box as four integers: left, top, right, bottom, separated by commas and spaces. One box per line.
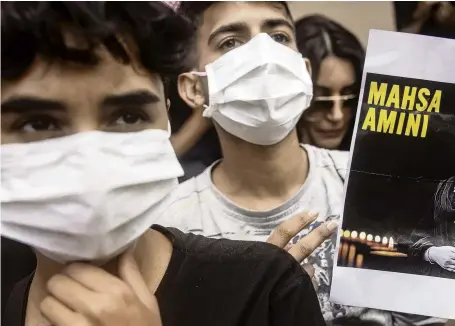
295, 15, 365, 150
1, 1, 195, 82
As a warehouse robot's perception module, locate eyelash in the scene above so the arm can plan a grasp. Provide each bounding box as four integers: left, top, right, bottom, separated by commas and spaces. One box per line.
10, 107, 152, 134
218, 32, 291, 50
106, 107, 152, 126
12, 114, 61, 133
270, 32, 290, 44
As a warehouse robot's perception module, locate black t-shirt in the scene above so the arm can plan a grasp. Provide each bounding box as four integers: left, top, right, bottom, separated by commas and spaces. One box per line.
3, 225, 325, 326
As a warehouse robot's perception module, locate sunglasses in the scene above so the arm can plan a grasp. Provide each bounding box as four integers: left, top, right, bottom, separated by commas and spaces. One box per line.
304, 94, 358, 122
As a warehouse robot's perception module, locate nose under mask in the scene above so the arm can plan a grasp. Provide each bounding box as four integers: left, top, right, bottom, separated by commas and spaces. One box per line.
193, 33, 313, 146
1, 128, 184, 263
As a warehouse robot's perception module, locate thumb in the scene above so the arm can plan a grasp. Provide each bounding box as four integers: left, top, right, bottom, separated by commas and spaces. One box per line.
118, 247, 162, 324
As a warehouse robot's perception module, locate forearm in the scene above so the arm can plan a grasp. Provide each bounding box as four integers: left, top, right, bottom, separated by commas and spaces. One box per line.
170, 113, 212, 157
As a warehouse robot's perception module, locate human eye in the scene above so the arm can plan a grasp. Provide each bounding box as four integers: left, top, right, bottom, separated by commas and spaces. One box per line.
106, 108, 152, 131
219, 37, 244, 51
270, 32, 290, 44
12, 115, 60, 133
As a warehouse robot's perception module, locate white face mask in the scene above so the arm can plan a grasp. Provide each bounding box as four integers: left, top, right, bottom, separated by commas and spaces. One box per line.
1, 128, 184, 263
194, 33, 313, 146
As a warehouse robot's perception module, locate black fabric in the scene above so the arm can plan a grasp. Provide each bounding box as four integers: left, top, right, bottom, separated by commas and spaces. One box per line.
2, 225, 325, 326
2, 272, 33, 326
1, 237, 36, 313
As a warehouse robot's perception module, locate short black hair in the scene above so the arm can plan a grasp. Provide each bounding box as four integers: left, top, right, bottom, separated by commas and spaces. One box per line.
178, 1, 293, 68
295, 15, 365, 150
1, 1, 195, 82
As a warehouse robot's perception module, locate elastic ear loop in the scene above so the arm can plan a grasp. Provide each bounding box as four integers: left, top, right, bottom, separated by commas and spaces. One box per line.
190, 71, 214, 118
167, 121, 172, 136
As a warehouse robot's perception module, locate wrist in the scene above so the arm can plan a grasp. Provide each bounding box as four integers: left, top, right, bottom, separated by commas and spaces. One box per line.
425, 247, 435, 264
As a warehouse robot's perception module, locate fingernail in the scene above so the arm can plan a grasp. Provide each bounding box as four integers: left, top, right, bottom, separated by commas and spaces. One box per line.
308, 211, 319, 218
326, 220, 339, 232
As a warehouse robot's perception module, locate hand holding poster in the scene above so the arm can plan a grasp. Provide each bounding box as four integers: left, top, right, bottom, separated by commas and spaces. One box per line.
330, 30, 455, 319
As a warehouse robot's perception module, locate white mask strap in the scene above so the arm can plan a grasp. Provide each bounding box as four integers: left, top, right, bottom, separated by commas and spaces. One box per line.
167, 121, 172, 136
191, 71, 207, 77
189, 71, 212, 117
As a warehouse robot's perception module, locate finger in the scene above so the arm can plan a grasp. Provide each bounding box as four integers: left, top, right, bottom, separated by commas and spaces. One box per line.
302, 263, 315, 279
311, 277, 319, 292
118, 247, 156, 311
47, 274, 97, 315
288, 220, 339, 262
283, 244, 293, 251
40, 295, 90, 326
266, 211, 319, 249
64, 263, 125, 293
118, 247, 162, 325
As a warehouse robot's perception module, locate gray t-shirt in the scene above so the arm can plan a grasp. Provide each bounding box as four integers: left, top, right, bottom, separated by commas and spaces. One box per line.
158, 144, 443, 325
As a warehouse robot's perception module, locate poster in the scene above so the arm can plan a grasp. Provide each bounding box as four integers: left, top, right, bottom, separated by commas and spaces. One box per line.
330, 30, 455, 319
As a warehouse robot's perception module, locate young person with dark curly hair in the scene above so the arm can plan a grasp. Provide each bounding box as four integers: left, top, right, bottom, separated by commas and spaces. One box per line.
1, 2, 328, 326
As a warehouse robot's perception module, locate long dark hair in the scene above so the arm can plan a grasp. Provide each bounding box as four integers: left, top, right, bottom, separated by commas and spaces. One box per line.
295, 15, 365, 150
434, 176, 455, 241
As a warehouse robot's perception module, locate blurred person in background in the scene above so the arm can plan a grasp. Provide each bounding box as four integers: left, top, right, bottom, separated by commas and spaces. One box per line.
395, 1, 455, 39
295, 15, 365, 151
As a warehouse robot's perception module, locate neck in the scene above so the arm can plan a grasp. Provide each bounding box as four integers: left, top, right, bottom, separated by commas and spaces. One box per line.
26, 229, 171, 326
213, 129, 309, 198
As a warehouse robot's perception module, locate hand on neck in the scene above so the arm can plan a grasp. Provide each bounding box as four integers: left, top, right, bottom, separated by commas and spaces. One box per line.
213, 129, 309, 207
27, 229, 172, 324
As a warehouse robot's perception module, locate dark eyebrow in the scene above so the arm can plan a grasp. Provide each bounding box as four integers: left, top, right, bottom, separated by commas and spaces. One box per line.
1, 96, 66, 113
208, 22, 249, 45
101, 90, 160, 107
315, 85, 331, 91
261, 18, 295, 33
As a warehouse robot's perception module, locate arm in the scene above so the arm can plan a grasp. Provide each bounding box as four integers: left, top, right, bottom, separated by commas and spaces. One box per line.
170, 112, 212, 157
435, 1, 455, 26
396, 1, 439, 33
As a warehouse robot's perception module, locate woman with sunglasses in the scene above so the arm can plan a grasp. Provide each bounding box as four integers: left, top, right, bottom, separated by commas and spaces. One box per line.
295, 15, 365, 150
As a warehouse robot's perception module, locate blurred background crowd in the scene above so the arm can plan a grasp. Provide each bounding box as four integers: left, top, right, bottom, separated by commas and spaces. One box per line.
169, 0, 455, 181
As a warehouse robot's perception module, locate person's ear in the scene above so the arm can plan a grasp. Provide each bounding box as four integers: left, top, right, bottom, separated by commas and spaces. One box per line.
166, 99, 171, 111
178, 72, 206, 110
304, 58, 312, 77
